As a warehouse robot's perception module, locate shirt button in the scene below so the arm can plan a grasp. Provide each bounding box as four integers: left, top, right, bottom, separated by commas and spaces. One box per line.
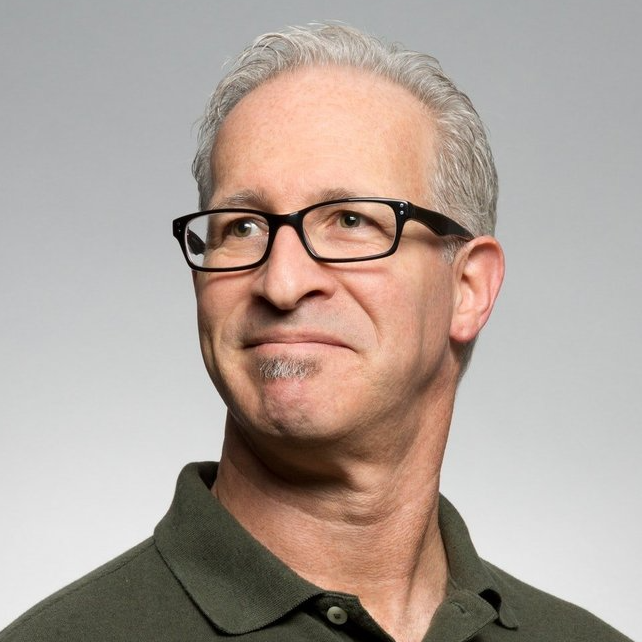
326, 605, 348, 625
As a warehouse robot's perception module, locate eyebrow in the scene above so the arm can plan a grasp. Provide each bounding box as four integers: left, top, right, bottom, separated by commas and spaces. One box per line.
210, 189, 271, 210
210, 187, 364, 212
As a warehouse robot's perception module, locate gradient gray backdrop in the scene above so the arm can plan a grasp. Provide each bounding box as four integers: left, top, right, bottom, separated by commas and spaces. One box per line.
1, 0, 640, 638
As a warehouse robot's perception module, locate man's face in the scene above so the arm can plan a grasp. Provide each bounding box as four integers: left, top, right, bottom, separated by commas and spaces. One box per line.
194, 66, 461, 452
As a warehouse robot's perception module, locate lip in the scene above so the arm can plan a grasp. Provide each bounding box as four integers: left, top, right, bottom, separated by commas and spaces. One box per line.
244, 330, 349, 349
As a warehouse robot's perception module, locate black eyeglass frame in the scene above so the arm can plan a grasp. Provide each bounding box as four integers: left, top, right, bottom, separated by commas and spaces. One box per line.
172, 197, 474, 272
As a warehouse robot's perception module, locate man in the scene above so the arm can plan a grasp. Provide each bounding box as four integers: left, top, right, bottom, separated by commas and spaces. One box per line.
0, 23, 631, 642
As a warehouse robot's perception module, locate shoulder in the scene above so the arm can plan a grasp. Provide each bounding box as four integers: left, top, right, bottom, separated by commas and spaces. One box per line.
0, 540, 158, 641
484, 560, 633, 641
0, 538, 212, 642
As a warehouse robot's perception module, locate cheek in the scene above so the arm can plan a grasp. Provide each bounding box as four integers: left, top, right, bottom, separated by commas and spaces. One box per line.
194, 284, 251, 406
195, 298, 218, 381
362, 263, 454, 359
194, 277, 240, 363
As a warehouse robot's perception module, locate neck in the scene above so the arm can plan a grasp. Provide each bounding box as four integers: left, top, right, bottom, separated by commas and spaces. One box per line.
213, 411, 451, 642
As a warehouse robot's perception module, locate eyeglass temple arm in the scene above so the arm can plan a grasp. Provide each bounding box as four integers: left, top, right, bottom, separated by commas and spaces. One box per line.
187, 229, 206, 255
410, 205, 474, 240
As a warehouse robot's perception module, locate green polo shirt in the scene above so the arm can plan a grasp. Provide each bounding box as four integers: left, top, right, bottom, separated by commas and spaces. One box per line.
0, 462, 631, 641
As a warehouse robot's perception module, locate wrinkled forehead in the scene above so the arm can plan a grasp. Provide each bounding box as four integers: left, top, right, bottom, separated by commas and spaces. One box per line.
209, 65, 437, 209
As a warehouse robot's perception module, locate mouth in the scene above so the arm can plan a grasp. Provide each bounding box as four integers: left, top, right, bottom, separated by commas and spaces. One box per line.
244, 331, 349, 351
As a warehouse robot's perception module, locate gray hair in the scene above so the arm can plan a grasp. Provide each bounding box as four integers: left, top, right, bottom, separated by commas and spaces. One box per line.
192, 23, 498, 239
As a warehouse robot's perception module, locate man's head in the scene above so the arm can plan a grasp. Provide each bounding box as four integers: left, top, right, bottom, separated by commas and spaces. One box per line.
183, 24, 503, 473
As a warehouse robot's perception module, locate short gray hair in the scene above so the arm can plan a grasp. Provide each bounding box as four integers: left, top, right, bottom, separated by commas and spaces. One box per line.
192, 23, 497, 239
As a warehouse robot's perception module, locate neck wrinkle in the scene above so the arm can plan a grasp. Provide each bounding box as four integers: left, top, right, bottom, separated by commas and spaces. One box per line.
213, 418, 448, 600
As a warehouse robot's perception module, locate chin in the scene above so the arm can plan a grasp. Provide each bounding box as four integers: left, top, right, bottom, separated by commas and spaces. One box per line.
238, 388, 346, 442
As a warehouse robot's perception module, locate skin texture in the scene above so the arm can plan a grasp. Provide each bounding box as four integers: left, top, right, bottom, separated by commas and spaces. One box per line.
192, 66, 504, 642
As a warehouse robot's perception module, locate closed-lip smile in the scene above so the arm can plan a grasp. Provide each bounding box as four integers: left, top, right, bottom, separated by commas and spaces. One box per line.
245, 330, 348, 349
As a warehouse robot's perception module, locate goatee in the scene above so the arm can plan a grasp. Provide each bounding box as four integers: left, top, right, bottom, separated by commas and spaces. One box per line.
258, 356, 319, 380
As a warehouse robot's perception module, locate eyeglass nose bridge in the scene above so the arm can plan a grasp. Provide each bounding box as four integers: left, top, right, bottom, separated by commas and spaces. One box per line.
260, 209, 321, 264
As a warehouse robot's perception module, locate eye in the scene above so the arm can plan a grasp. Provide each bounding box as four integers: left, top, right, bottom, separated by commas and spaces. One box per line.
229, 218, 262, 237
338, 212, 364, 228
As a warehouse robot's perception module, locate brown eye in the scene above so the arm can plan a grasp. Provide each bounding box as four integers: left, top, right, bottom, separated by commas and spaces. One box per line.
338, 212, 363, 228
230, 219, 261, 237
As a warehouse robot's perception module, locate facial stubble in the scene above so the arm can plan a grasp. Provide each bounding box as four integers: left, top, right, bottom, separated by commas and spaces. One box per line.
258, 356, 320, 380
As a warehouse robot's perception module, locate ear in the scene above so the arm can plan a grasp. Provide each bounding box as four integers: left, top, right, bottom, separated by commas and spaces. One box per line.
450, 236, 505, 344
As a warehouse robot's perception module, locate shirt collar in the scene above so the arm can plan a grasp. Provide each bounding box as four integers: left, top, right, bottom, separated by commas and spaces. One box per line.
154, 462, 518, 635
154, 462, 323, 634
439, 495, 519, 630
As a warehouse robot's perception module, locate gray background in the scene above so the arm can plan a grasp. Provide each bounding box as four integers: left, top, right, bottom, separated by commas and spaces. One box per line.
1, 0, 640, 638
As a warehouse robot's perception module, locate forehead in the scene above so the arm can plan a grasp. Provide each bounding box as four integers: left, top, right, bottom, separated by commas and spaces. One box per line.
210, 65, 436, 208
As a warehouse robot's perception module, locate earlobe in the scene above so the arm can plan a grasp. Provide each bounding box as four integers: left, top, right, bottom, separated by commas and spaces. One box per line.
449, 236, 505, 344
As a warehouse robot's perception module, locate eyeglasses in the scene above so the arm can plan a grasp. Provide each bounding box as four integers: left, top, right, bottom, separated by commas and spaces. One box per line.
172, 197, 473, 272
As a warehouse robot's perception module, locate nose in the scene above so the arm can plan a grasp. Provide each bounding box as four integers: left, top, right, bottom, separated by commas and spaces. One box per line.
250, 225, 337, 310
